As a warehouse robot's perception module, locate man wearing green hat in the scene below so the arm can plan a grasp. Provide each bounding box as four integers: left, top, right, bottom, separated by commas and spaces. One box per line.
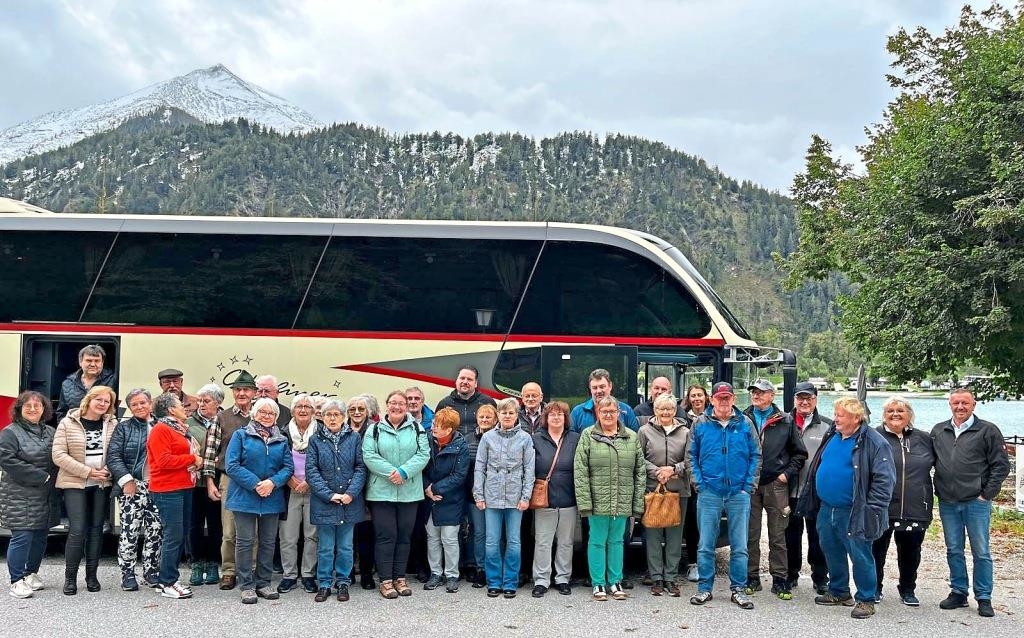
201, 370, 257, 590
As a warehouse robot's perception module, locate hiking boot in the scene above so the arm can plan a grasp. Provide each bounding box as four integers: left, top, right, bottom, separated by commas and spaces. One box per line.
445, 577, 459, 593
336, 584, 350, 602
189, 563, 205, 587
379, 580, 399, 599
771, 581, 793, 600
641, 573, 654, 586
256, 586, 279, 600
666, 581, 681, 597
394, 578, 412, 596
592, 585, 607, 601
650, 580, 664, 596
815, 591, 855, 606
314, 587, 331, 602
812, 578, 828, 595
690, 590, 713, 605
978, 600, 994, 617
743, 579, 762, 595
63, 576, 77, 596
851, 601, 875, 619
423, 574, 443, 590
121, 573, 140, 592
939, 591, 969, 610
241, 589, 257, 604
731, 589, 754, 609
218, 575, 237, 590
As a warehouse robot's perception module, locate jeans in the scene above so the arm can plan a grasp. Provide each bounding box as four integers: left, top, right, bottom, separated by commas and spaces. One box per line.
368, 501, 419, 581
817, 505, 877, 603
785, 497, 828, 585
484, 507, 523, 590
279, 490, 317, 579
871, 525, 926, 595
117, 481, 162, 578
149, 489, 192, 586
7, 529, 47, 583
63, 486, 111, 577
695, 490, 750, 592
234, 512, 279, 591
533, 506, 577, 587
939, 498, 993, 600
587, 515, 627, 587
469, 501, 487, 567
317, 522, 355, 588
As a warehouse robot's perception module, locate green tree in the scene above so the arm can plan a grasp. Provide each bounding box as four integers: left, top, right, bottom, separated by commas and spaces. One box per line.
783, 4, 1024, 393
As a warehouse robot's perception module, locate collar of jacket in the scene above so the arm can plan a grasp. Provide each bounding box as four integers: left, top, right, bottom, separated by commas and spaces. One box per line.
643, 417, 686, 434
242, 421, 288, 444
431, 431, 466, 453
495, 423, 524, 437
119, 415, 150, 430
590, 422, 629, 441
745, 403, 785, 427
379, 414, 418, 433
448, 389, 483, 405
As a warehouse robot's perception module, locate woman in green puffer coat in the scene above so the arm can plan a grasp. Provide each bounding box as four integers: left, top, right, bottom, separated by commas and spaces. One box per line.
574, 396, 645, 602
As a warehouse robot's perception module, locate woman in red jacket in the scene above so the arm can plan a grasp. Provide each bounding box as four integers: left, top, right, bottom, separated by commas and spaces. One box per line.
147, 392, 203, 600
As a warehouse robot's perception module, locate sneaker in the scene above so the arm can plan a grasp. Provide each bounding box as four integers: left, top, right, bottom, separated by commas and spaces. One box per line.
160, 582, 193, 599
423, 574, 443, 590
144, 572, 162, 589
445, 577, 459, 593
276, 578, 297, 593
394, 578, 412, 597
620, 577, 634, 590
686, 564, 699, 582
471, 572, 486, 588
731, 590, 754, 609
900, 590, 920, 607
189, 563, 205, 587
786, 577, 799, 590
665, 581, 681, 597
690, 590, 713, 605
851, 601, 875, 619
815, 592, 855, 606
241, 589, 257, 604
641, 573, 654, 586
532, 584, 547, 598
556, 583, 571, 595
978, 600, 994, 617
939, 591, 969, 610
314, 587, 331, 602
812, 579, 829, 595
24, 574, 43, 591
610, 583, 627, 601
9, 579, 33, 599
744, 579, 762, 595
301, 577, 318, 593
487, 587, 501, 598
121, 574, 140, 592
771, 581, 793, 600
650, 580, 664, 596
592, 585, 607, 601
205, 564, 220, 586
873, 592, 883, 603
336, 584, 350, 602
256, 586, 279, 600
503, 589, 517, 599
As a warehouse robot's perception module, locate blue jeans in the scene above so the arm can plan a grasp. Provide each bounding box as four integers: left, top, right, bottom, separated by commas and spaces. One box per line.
317, 522, 355, 588
484, 508, 522, 590
469, 501, 486, 567
939, 499, 993, 600
696, 490, 750, 592
7, 529, 47, 583
817, 505, 877, 603
150, 489, 192, 586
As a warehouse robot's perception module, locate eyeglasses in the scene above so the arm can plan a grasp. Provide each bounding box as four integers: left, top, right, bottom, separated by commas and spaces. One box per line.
349, 406, 366, 412
598, 410, 620, 416
323, 412, 343, 419
294, 405, 313, 411
387, 401, 407, 407
255, 409, 277, 417
795, 396, 815, 402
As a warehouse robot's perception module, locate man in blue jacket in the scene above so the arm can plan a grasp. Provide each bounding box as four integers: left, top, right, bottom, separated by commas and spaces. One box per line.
569, 369, 640, 433
688, 382, 760, 610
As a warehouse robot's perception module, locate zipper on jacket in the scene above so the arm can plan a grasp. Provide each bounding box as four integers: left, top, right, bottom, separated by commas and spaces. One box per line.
898, 434, 906, 521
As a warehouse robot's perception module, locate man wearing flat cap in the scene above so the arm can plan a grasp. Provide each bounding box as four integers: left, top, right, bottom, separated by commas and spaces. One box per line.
200, 370, 258, 590
157, 368, 199, 417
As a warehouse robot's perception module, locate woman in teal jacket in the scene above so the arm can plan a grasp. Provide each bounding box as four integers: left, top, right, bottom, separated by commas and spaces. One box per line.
362, 390, 430, 599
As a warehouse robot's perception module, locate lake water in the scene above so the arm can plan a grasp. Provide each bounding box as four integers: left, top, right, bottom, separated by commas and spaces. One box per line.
814, 394, 1024, 438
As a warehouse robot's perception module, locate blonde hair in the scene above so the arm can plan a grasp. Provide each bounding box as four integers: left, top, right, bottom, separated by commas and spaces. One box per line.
833, 397, 867, 424
79, 385, 116, 416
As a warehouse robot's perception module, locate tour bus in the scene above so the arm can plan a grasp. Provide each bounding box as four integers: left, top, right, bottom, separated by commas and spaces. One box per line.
0, 197, 796, 427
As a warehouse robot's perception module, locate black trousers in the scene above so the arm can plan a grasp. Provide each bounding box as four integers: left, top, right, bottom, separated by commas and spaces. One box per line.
369, 501, 419, 581
871, 525, 926, 594
355, 520, 376, 579
785, 497, 828, 584
64, 486, 111, 577
189, 485, 223, 563
683, 492, 699, 565
519, 509, 535, 577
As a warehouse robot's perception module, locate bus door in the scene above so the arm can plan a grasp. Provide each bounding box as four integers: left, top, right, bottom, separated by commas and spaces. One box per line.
637, 350, 717, 408
539, 345, 637, 407
21, 335, 120, 417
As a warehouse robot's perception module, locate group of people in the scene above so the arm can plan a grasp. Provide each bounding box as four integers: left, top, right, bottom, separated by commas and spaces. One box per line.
0, 345, 1011, 621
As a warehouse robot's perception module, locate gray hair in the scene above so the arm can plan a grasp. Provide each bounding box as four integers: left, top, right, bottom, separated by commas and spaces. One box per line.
124, 388, 152, 405
321, 399, 346, 415
291, 393, 314, 409
347, 395, 369, 409
653, 393, 678, 410
360, 394, 380, 419
881, 395, 916, 426
195, 383, 225, 404
251, 397, 280, 418
78, 344, 106, 362
255, 374, 278, 385
152, 392, 182, 419
589, 368, 612, 383
495, 397, 519, 414
596, 395, 619, 410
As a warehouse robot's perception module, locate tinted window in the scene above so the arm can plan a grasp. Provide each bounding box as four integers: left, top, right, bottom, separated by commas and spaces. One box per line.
298, 238, 542, 333
0, 231, 116, 322
81, 232, 325, 328
512, 241, 712, 337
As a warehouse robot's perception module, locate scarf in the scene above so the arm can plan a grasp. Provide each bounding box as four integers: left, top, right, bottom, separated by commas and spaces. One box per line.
434, 430, 454, 449
320, 422, 343, 449
288, 419, 315, 451
160, 415, 190, 438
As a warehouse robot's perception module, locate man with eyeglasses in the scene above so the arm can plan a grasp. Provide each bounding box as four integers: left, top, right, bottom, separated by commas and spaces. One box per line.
784, 381, 833, 595
255, 375, 291, 430
517, 382, 545, 434
405, 387, 434, 430
157, 369, 198, 418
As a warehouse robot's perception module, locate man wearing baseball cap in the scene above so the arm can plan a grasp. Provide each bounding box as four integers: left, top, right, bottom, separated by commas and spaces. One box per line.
157, 368, 199, 418
784, 381, 832, 594
689, 381, 761, 610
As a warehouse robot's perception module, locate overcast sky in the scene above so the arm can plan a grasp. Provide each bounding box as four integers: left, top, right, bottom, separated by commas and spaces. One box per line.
0, 0, 983, 191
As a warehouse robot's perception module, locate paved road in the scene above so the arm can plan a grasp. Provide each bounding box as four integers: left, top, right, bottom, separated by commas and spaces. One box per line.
1, 558, 1020, 637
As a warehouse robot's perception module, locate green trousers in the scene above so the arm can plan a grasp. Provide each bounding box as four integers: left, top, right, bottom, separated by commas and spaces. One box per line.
588, 515, 628, 587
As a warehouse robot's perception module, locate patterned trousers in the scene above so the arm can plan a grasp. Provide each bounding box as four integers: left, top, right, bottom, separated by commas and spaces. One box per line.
117, 480, 163, 578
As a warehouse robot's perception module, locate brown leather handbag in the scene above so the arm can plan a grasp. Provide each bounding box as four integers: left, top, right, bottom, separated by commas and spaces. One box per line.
642, 483, 681, 528
530, 436, 563, 509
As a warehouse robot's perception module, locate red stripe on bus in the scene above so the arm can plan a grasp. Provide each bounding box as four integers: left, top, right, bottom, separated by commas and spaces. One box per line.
337, 364, 507, 399
0, 323, 725, 346
0, 395, 15, 429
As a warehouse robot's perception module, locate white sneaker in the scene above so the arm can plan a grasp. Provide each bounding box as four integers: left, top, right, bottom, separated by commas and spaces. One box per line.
686, 564, 699, 582
9, 579, 33, 599
160, 582, 193, 599
24, 573, 44, 591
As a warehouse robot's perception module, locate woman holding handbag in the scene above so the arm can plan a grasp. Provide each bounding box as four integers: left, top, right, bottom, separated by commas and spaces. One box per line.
529, 401, 579, 598
637, 394, 692, 597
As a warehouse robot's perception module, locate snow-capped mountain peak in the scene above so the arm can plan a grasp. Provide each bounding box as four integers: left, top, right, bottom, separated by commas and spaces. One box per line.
0, 64, 324, 165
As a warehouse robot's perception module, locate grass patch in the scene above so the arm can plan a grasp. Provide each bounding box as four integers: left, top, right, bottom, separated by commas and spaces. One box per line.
991, 507, 1024, 536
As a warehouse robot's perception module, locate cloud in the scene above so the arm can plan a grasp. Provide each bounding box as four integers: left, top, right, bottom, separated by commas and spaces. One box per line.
0, 0, 983, 190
